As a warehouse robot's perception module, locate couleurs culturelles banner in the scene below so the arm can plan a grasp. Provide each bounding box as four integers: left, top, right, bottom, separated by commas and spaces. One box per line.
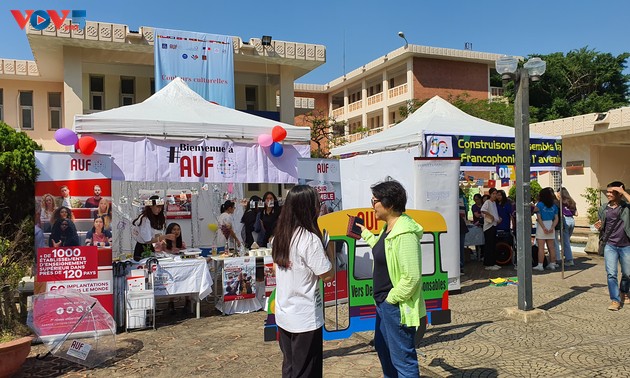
424, 134, 562, 171
154, 28, 235, 108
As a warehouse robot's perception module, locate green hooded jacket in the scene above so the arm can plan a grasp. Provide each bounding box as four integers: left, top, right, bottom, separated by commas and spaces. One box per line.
361, 213, 425, 327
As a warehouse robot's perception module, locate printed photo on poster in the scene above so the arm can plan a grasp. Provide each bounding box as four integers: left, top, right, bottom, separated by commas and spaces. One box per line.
166, 190, 192, 219
222, 257, 256, 301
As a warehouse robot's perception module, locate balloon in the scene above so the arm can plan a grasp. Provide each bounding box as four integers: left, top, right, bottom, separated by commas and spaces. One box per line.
208, 223, 218, 232
271, 125, 287, 142
258, 134, 273, 148
78, 136, 97, 155
54, 128, 78, 146
74, 141, 80, 152
270, 142, 283, 157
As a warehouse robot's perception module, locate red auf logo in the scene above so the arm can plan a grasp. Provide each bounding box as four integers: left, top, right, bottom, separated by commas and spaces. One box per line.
10, 10, 71, 31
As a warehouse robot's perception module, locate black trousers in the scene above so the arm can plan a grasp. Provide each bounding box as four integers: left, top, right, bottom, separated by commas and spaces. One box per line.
483, 225, 497, 266
278, 326, 323, 378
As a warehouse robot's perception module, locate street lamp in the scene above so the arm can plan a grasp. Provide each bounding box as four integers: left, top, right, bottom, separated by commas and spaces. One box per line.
496, 55, 546, 311
398, 31, 408, 48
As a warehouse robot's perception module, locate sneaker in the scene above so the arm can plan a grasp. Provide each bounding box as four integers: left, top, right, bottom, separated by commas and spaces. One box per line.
621, 293, 630, 304
484, 265, 501, 271
608, 301, 621, 311
546, 263, 557, 270
565, 260, 575, 267
533, 264, 544, 271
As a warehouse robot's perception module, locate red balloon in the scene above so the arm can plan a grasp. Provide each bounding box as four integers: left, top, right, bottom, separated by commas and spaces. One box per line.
78, 136, 97, 155
74, 141, 81, 152
271, 125, 287, 142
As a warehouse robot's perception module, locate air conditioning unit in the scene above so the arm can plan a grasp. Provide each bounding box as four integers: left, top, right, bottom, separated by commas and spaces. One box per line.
593, 112, 610, 125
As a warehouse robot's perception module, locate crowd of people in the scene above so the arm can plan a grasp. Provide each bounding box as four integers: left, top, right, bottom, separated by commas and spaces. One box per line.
36, 184, 113, 248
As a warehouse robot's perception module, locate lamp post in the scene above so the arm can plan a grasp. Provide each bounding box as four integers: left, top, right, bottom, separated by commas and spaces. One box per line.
495, 56, 546, 311
398, 31, 408, 48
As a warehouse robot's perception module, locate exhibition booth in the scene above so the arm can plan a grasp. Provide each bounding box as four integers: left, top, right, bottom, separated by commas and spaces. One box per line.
330, 96, 562, 291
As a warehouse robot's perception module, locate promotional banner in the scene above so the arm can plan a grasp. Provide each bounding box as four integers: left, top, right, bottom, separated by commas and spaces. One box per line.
35, 151, 114, 316
297, 158, 343, 215
424, 134, 562, 171
413, 158, 461, 291
263, 256, 275, 296
154, 28, 235, 107
92, 135, 310, 183
222, 257, 256, 302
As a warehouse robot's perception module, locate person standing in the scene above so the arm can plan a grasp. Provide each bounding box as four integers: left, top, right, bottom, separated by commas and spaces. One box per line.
595, 181, 630, 311
217, 200, 242, 252
84, 185, 103, 208
357, 180, 424, 377
241, 195, 262, 249
534, 187, 559, 271
272, 185, 334, 378
556, 187, 578, 266
131, 196, 175, 261
258, 191, 281, 247
481, 188, 501, 270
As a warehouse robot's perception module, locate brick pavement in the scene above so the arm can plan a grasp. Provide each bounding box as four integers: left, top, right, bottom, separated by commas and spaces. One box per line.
15, 252, 630, 377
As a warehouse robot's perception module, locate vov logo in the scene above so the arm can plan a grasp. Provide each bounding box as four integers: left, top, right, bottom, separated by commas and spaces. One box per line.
10, 10, 87, 31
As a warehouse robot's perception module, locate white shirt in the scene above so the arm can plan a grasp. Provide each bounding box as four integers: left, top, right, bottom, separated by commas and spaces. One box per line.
481, 199, 499, 231
275, 228, 332, 333
217, 212, 235, 249
132, 216, 161, 244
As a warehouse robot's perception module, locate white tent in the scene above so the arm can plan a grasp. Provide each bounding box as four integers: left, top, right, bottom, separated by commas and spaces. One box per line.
74, 77, 310, 143
330, 95, 554, 156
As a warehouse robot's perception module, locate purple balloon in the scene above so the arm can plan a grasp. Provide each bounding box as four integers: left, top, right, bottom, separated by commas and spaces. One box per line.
54, 128, 78, 146
270, 142, 283, 157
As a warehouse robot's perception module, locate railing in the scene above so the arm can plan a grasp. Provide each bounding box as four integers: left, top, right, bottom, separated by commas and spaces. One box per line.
332, 107, 344, 118
388, 83, 408, 99
490, 86, 504, 97
342, 126, 385, 144
348, 101, 362, 113
367, 92, 383, 106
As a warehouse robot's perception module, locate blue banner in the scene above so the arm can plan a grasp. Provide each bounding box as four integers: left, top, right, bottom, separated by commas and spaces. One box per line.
424, 134, 562, 169
154, 28, 234, 108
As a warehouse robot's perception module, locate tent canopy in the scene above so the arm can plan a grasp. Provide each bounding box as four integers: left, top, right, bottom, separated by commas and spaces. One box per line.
331, 95, 556, 156
74, 78, 310, 143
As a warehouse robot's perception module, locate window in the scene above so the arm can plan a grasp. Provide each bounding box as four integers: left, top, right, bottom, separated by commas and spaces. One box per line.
121, 77, 135, 106
551, 171, 562, 191
0, 88, 3, 121
389, 78, 395, 88
48, 92, 62, 130
245, 86, 257, 111
90, 76, 104, 110
19, 91, 33, 130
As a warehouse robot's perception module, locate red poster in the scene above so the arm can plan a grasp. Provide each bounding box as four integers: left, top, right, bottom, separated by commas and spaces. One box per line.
37, 246, 98, 282
324, 270, 348, 304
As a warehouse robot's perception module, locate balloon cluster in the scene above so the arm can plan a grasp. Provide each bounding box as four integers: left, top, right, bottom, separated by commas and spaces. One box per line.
54, 129, 97, 156
258, 125, 287, 157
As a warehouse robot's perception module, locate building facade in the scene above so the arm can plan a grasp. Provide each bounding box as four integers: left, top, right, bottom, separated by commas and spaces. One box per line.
532, 107, 630, 221
0, 19, 325, 151
294, 44, 508, 145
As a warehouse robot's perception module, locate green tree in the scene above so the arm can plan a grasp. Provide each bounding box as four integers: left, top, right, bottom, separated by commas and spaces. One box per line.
506, 47, 630, 121
0, 121, 41, 236
302, 110, 347, 158
508, 180, 542, 203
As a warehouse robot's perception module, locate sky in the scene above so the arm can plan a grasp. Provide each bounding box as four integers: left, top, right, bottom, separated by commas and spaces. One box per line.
1, 0, 629, 84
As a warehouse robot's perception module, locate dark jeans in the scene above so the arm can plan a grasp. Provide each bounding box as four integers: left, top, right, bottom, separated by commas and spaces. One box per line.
483, 226, 497, 266
278, 326, 323, 378
374, 300, 419, 377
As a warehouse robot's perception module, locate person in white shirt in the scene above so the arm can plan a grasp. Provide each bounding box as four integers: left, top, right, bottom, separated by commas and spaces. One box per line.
131, 196, 175, 261
272, 185, 334, 378
481, 188, 502, 271
217, 200, 242, 252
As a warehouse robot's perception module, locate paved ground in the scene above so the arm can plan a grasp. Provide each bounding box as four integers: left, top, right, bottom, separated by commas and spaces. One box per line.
15, 250, 630, 377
